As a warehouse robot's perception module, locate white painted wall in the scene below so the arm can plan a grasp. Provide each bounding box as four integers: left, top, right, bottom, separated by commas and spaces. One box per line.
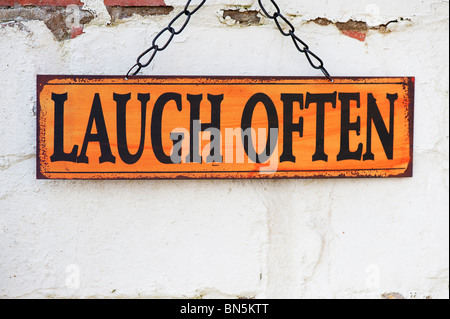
1, 0, 448, 299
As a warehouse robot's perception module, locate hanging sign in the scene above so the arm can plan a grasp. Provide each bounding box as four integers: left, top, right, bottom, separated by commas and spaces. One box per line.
37, 76, 414, 179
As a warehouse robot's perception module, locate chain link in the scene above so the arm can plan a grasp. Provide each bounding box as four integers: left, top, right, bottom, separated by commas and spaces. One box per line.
126, 0, 206, 78
127, 0, 332, 81
258, 0, 333, 81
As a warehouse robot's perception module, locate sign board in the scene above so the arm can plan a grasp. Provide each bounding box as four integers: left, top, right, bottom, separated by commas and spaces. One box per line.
37, 76, 414, 179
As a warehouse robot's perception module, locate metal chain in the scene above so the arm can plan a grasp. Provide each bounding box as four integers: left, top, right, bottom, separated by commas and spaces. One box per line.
258, 0, 333, 81
127, 0, 333, 81
126, 0, 206, 78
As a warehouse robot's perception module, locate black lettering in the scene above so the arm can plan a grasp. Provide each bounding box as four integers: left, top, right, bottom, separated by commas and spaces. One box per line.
363, 93, 397, 160
280, 94, 304, 163
186, 94, 223, 163
337, 93, 363, 161
50, 92, 78, 162
77, 93, 115, 164
241, 93, 279, 163
151, 93, 182, 164
305, 92, 337, 162
115, 93, 149, 164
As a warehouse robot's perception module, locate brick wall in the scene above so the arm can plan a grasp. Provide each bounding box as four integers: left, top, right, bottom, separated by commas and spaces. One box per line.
0, 0, 170, 40
0, 0, 82, 5
0, 0, 166, 5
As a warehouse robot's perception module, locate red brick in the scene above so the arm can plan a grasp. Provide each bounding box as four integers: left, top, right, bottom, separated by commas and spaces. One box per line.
0, 0, 82, 5
71, 25, 84, 38
104, 0, 166, 5
342, 30, 367, 42
0, 0, 166, 6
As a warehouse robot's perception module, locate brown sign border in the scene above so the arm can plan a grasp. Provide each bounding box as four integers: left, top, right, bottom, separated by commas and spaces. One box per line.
36, 75, 415, 180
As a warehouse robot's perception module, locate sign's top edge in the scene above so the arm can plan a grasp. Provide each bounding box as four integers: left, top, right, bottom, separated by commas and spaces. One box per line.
36, 75, 415, 86
36, 75, 415, 79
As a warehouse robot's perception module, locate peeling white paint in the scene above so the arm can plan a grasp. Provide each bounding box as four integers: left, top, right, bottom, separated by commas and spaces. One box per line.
81, 0, 111, 25
0, 0, 449, 299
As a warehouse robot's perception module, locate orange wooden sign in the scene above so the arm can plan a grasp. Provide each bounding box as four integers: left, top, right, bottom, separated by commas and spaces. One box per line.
37, 76, 414, 179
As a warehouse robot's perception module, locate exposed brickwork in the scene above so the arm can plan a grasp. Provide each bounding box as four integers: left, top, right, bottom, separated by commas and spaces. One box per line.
0, 1, 170, 40
0, 1, 402, 43
223, 9, 260, 26
0, 6, 94, 40
104, 0, 165, 6
311, 18, 401, 42
107, 5, 172, 22
341, 30, 367, 42
0, 0, 82, 5
0, 0, 166, 5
